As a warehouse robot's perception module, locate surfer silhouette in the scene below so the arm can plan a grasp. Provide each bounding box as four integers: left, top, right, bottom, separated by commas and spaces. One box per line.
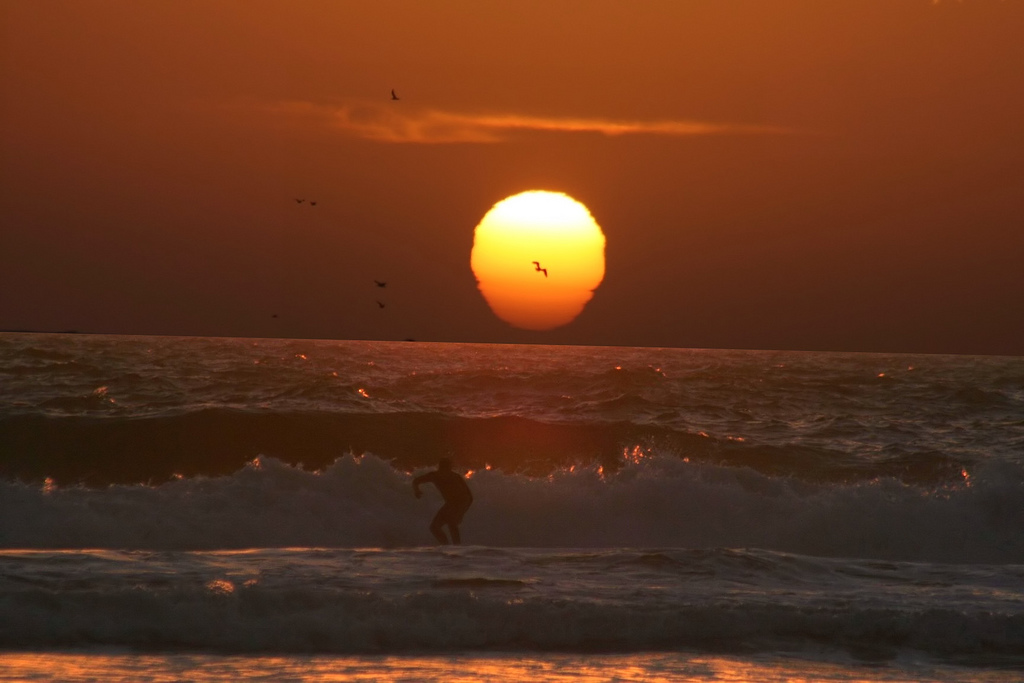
412, 458, 473, 545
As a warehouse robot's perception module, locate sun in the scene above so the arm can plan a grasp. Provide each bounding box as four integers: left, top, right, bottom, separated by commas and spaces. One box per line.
471, 191, 606, 331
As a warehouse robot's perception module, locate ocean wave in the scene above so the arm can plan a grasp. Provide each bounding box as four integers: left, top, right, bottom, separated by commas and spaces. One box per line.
1, 453, 1020, 563
3, 584, 1020, 657
0, 547, 1021, 659
0, 409, 976, 487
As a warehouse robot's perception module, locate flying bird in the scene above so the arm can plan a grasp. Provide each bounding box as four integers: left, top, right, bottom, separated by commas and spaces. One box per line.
532, 261, 548, 277
294, 198, 305, 204
374, 280, 387, 288
391, 89, 400, 101
377, 300, 386, 309
309, 201, 317, 206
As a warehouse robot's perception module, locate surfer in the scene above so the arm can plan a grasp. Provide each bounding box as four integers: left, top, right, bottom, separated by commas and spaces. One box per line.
412, 458, 473, 545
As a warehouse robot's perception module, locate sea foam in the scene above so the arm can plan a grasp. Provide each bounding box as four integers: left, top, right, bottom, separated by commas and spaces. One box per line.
1, 452, 1020, 564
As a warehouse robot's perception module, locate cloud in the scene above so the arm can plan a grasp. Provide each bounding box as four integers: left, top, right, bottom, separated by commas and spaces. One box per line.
272, 100, 788, 144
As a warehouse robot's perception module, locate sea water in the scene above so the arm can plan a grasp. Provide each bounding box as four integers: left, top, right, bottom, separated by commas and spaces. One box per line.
1, 333, 1022, 680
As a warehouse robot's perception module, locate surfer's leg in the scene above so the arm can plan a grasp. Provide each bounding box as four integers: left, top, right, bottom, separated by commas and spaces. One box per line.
429, 510, 450, 544
447, 503, 468, 545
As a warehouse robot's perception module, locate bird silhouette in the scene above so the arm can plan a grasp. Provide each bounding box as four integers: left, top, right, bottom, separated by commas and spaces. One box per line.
294, 198, 305, 204
377, 300, 386, 309
532, 261, 548, 277
309, 201, 317, 206
391, 89, 399, 101
374, 280, 387, 288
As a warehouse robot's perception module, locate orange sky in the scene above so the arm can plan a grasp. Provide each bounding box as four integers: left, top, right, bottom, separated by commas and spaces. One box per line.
2, 0, 1022, 354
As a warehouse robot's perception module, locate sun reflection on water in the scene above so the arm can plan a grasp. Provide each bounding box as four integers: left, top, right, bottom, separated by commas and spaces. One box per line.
0, 652, 999, 682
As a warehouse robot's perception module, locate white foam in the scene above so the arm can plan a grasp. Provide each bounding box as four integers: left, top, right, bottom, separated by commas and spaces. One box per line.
1, 453, 1021, 563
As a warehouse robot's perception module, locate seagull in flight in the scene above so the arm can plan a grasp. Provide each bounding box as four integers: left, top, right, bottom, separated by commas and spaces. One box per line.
376, 300, 386, 309
532, 261, 548, 277
391, 89, 400, 101
374, 280, 387, 288
294, 198, 305, 204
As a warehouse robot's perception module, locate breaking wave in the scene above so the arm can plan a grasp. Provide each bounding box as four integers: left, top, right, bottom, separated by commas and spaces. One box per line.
1, 453, 1021, 564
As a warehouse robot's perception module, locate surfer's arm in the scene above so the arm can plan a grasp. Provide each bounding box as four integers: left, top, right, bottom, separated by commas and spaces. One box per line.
412, 472, 434, 498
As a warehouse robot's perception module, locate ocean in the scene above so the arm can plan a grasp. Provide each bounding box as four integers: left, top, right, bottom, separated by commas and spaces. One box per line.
1, 332, 1022, 681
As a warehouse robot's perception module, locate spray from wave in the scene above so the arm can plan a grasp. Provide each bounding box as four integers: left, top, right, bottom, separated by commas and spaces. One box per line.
2, 452, 1020, 563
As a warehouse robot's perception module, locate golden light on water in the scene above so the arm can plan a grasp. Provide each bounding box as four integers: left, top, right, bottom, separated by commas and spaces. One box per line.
471, 191, 606, 331
0, 652, 898, 681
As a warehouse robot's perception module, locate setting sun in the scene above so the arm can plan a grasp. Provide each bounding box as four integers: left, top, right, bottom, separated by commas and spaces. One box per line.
471, 191, 606, 331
